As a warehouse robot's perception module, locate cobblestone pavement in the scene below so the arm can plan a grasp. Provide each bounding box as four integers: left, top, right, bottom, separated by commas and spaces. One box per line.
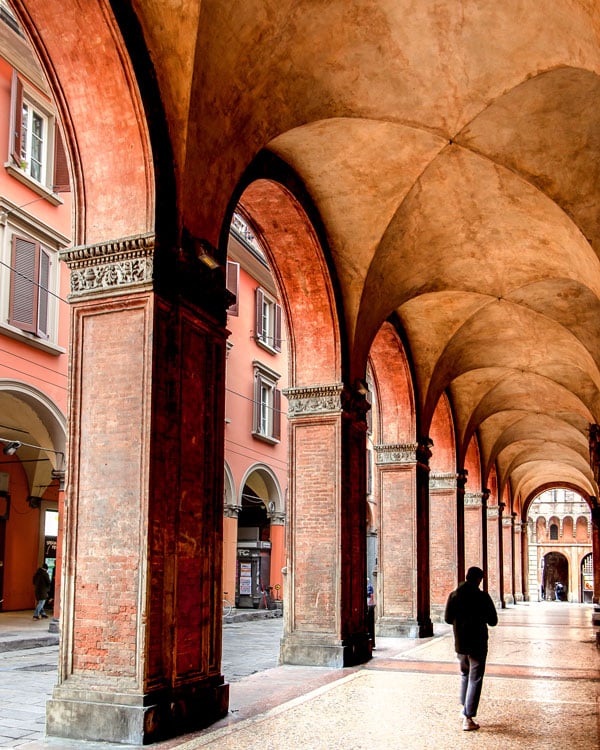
0, 613, 284, 748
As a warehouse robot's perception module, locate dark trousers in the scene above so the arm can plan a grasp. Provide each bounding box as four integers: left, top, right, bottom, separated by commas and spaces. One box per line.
458, 652, 486, 718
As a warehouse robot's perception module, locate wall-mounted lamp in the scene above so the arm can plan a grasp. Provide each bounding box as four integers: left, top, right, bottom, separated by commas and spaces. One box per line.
194, 239, 221, 270
0, 437, 64, 470
2, 440, 20, 456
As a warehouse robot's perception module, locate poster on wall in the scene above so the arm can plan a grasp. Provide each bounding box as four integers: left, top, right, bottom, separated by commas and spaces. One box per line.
239, 562, 252, 595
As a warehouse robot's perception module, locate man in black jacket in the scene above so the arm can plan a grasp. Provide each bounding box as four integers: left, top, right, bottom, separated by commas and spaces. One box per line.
444, 566, 498, 731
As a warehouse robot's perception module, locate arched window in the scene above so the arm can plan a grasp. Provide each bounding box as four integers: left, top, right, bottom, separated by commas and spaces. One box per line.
549, 523, 559, 540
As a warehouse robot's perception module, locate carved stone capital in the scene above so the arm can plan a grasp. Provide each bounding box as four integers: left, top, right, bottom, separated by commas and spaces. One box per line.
61, 233, 155, 299
375, 443, 418, 465
502, 515, 512, 527
269, 511, 286, 526
487, 505, 500, 519
465, 491, 483, 508
223, 503, 241, 519
284, 383, 344, 418
429, 472, 457, 491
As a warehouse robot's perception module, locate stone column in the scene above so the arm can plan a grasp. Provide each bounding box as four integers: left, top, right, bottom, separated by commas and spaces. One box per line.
374, 442, 419, 637
223, 503, 240, 607
464, 491, 483, 570
47, 234, 229, 744
416, 438, 433, 637
280, 383, 371, 667
268, 509, 286, 603
429, 471, 458, 620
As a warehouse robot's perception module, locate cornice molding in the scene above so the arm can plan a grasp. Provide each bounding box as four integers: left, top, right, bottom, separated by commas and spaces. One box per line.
429, 472, 458, 491
375, 443, 418, 465
284, 383, 344, 418
465, 491, 483, 507
61, 233, 155, 299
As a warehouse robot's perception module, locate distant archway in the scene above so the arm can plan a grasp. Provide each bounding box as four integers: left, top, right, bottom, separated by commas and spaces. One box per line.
542, 551, 569, 601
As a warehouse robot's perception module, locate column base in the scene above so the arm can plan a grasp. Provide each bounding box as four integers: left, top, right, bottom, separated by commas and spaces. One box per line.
376, 616, 421, 638
47, 677, 229, 745
280, 632, 371, 667
417, 618, 434, 638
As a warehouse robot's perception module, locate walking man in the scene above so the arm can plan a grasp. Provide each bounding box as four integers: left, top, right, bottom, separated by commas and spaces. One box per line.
444, 566, 498, 731
32, 563, 51, 620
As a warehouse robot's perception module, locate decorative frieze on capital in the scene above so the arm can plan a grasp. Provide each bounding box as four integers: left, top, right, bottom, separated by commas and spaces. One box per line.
284, 383, 344, 418
487, 505, 500, 519
223, 503, 241, 519
61, 232, 155, 299
502, 515, 513, 527
514, 522, 522, 534
464, 491, 483, 508
375, 443, 418, 465
429, 472, 457, 491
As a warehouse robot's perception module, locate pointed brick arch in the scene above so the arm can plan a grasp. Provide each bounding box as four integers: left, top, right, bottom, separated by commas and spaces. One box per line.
13, 1, 155, 244
234, 170, 371, 667
368, 322, 420, 634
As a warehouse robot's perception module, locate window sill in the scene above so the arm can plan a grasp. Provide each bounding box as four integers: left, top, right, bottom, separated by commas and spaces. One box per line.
256, 337, 279, 356
4, 163, 63, 207
252, 431, 280, 446
0, 322, 65, 355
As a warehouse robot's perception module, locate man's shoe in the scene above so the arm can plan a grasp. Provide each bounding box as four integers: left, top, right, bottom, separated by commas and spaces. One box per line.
463, 717, 480, 731
33, 615, 40, 620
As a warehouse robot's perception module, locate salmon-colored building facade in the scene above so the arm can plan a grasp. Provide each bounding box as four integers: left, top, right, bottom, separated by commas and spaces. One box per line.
223, 212, 287, 611
0, 4, 71, 614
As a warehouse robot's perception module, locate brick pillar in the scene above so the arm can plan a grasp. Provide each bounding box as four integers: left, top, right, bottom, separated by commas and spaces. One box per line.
280, 383, 371, 667
47, 235, 229, 744
498, 502, 506, 607
456, 469, 468, 583
481, 488, 489, 585
375, 443, 419, 637
514, 517, 524, 602
591, 502, 600, 605
502, 513, 514, 604
416, 438, 433, 637
464, 491, 483, 570
486, 503, 501, 606
520, 521, 530, 601
429, 472, 458, 620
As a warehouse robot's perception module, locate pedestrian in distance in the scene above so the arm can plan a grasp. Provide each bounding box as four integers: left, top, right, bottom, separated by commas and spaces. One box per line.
32, 563, 51, 620
444, 566, 498, 731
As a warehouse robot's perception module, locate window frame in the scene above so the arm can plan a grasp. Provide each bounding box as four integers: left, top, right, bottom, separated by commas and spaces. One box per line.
0, 199, 68, 352
252, 361, 281, 444
255, 287, 282, 353
5, 72, 69, 203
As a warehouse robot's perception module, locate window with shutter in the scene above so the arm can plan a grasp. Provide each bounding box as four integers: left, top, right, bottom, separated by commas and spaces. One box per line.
252, 362, 282, 443
8, 235, 50, 338
255, 287, 281, 353
226, 260, 239, 315
52, 125, 70, 192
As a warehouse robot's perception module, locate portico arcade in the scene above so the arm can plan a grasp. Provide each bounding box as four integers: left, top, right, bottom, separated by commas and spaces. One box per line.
8, 1, 600, 745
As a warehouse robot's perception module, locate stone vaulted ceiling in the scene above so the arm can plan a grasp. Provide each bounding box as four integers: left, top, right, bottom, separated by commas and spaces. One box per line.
119, 0, 600, 508
24, 0, 600, 509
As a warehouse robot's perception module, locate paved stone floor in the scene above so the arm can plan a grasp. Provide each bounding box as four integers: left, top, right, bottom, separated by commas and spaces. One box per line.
1, 602, 598, 749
